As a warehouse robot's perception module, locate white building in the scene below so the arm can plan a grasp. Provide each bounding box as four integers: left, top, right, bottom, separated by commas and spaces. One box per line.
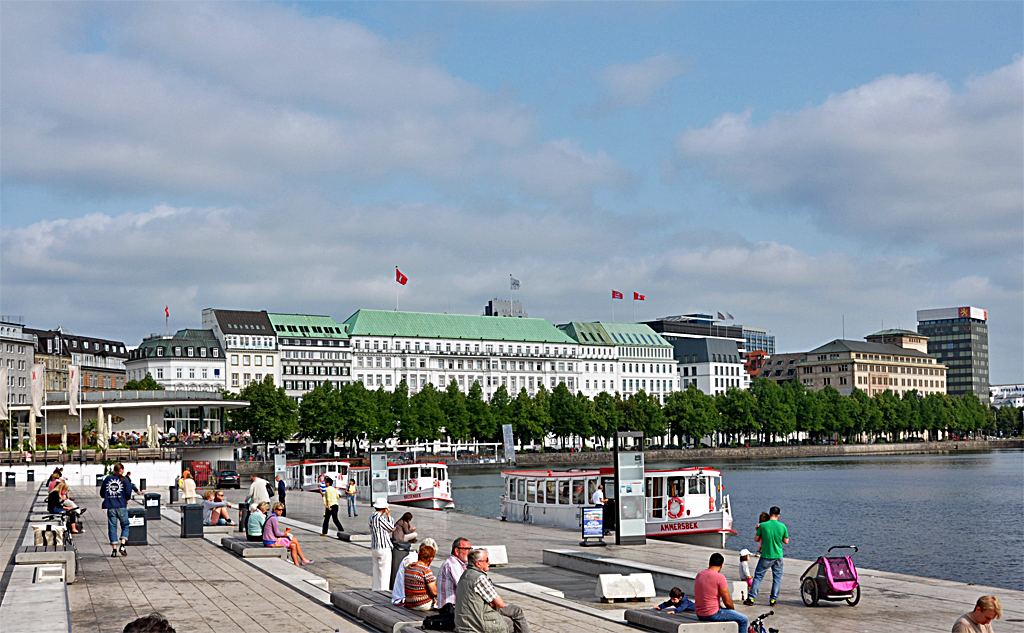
125, 329, 226, 391
559, 321, 678, 402
341, 309, 581, 397
644, 315, 749, 396
269, 313, 352, 400
202, 309, 279, 392
990, 384, 1024, 409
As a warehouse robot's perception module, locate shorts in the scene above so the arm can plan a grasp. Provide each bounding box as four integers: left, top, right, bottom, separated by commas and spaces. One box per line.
265, 538, 291, 548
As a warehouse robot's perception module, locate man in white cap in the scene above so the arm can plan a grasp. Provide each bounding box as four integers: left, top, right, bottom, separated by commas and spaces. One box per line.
369, 498, 396, 590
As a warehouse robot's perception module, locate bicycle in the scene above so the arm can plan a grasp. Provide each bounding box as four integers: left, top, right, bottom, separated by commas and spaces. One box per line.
748, 610, 778, 633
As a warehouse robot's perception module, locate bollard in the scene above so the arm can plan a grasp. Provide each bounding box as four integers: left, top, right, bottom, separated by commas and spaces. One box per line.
26, 469, 34, 482
140, 478, 146, 491
5, 472, 15, 487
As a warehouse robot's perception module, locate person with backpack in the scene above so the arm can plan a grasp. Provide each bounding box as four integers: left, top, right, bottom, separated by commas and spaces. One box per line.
101, 462, 131, 558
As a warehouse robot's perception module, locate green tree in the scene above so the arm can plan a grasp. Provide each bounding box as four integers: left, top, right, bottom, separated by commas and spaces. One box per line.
717, 387, 758, 445
124, 372, 164, 390
467, 382, 497, 441
298, 381, 341, 447
406, 384, 444, 442
549, 383, 581, 448
229, 376, 298, 443
510, 388, 543, 449
390, 380, 410, 437
441, 380, 471, 441
663, 384, 718, 448
591, 391, 619, 448
338, 382, 377, 448
750, 378, 793, 443
575, 391, 595, 449
531, 385, 553, 445
489, 385, 512, 437
372, 387, 396, 442
796, 387, 824, 440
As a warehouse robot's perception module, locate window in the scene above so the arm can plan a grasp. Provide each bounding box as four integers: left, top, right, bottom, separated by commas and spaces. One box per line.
202, 368, 208, 379
189, 368, 195, 379
156, 368, 164, 379
231, 354, 238, 365
255, 355, 262, 366
232, 373, 239, 387
243, 355, 251, 366
176, 368, 182, 379
243, 373, 251, 386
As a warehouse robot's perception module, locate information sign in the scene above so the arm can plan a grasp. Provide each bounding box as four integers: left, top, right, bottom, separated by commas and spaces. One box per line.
582, 506, 604, 539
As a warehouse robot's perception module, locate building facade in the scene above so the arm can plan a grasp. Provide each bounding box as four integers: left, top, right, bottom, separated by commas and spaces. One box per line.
559, 321, 677, 402
990, 384, 1024, 409
483, 299, 527, 318
342, 309, 581, 398
25, 326, 128, 391
269, 313, 352, 400
670, 337, 749, 396
1, 317, 34, 438
917, 306, 989, 403
202, 309, 279, 392
125, 329, 226, 391
742, 326, 776, 356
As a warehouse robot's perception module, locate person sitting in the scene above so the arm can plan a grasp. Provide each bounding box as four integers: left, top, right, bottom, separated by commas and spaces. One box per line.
404, 538, 438, 611
247, 502, 270, 542
201, 490, 232, 526
392, 512, 419, 548
391, 551, 420, 605
694, 553, 747, 633
455, 549, 531, 633
654, 587, 694, 614
48, 482, 85, 532
262, 502, 313, 567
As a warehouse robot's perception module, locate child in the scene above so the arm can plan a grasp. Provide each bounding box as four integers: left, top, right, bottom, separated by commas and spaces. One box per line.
755, 511, 769, 556
739, 549, 753, 589
653, 587, 694, 614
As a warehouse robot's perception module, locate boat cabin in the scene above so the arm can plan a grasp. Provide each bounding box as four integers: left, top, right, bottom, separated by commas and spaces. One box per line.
645, 468, 724, 521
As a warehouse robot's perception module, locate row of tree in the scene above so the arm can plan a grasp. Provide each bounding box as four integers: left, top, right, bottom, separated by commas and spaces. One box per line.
225, 376, 1023, 448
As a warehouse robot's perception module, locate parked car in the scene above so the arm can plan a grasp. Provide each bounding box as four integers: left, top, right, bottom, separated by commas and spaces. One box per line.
216, 470, 240, 489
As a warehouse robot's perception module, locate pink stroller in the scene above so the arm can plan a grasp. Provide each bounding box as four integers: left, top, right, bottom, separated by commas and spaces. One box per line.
799, 545, 861, 606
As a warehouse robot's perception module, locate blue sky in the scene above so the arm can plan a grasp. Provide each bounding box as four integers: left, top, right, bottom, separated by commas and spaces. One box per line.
2, 2, 1021, 382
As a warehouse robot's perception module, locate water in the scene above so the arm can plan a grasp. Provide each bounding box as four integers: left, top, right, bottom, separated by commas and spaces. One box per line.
449, 449, 1024, 591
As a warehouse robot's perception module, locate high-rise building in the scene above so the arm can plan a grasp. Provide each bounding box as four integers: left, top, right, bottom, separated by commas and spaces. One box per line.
483, 299, 527, 318
916, 307, 989, 403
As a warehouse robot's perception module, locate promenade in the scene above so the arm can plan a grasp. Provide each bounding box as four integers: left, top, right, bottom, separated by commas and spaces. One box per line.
2, 480, 1021, 633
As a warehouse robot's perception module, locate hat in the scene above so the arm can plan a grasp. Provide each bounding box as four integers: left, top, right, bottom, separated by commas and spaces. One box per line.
420, 538, 438, 552
739, 549, 750, 557
373, 498, 389, 509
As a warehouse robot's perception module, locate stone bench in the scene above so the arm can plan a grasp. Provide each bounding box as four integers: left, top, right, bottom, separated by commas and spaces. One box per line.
220, 537, 289, 559
337, 531, 370, 542
0, 564, 72, 632
204, 524, 234, 534
15, 545, 77, 580
625, 608, 736, 632
331, 589, 438, 633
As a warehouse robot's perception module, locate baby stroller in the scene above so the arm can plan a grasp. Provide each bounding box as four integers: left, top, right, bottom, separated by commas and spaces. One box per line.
799, 545, 860, 607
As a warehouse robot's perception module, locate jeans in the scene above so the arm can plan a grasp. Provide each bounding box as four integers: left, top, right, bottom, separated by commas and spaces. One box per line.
698, 608, 748, 633
347, 494, 357, 516
322, 504, 344, 534
749, 557, 784, 603
107, 507, 130, 546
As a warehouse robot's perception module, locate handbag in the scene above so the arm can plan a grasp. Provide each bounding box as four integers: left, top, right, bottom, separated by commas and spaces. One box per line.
393, 540, 412, 551
422, 604, 455, 631
266, 481, 276, 498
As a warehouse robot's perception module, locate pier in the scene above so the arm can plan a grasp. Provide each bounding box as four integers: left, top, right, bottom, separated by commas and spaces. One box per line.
2, 480, 1020, 633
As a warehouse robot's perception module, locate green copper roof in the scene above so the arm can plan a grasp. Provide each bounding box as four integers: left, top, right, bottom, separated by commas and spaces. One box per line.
343, 310, 575, 344
561, 321, 671, 347
268, 313, 349, 339
865, 329, 921, 338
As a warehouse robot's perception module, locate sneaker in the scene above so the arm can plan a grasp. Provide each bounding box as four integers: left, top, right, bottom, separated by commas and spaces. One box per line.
769, 599, 776, 606
119, 543, 128, 557
320, 533, 330, 537
110, 550, 118, 558
743, 598, 755, 606
301, 560, 314, 566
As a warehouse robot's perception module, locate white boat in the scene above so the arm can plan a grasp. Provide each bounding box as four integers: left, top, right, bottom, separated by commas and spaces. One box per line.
287, 460, 351, 492
351, 462, 455, 511
500, 466, 736, 548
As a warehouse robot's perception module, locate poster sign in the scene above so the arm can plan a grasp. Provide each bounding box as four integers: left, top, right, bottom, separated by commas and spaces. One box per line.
582, 506, 604, 539
129, 516, 146, 527
502, 424, 516, 463
274, 454, 287, 479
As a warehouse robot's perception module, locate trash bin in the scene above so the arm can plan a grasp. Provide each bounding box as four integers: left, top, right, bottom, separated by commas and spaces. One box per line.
5, 472, 15, 487
144, 493, 161, 521
180, 504, 204, 538
26, 470, 34, 482
140, 478, 147, 491
168, 484, 179, 504
126, 508, 147, 545
96, 474, 104, 487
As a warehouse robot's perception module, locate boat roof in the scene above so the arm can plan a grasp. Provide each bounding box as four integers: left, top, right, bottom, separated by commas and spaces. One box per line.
502, 470, 602, 477
289, 460, 350, 465
349, 462, 448, 469
645, 467, 722, 476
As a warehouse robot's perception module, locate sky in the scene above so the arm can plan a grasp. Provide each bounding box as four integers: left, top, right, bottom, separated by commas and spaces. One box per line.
1, 2, 1021, 383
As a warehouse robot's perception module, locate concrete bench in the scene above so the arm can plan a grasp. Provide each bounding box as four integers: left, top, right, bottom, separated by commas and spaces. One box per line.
331, 589, 438, 633
338, 531, 370, 542
204, 524, 234, 534
625, 608, 736, 632
220, 537, 289, 559
15, 545, 77, 580
0, 564, 72, 632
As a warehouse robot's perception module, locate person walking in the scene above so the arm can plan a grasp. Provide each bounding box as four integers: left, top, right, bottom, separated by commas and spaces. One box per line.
276, 475, 287, 517
181, 471, 197, 505
744, 506, 789, 607
101, 462, 131, 558
246, 474, 271, 512
369, 498, 396, 591
695, 553, 748, 632
346, 477, 359, 517
321, 477, 345, 536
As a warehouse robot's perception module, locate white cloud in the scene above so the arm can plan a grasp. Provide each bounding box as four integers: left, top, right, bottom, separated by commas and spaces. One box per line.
675, 59, 1024, 257
579, 53, 690, 117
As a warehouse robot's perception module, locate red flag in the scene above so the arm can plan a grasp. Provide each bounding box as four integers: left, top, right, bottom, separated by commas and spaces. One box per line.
165, 306, 169, 317
612, 290, 623, 300
634, 292, 645, 301
396, 269, 408, 285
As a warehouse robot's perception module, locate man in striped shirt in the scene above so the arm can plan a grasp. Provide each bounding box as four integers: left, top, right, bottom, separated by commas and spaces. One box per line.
369, 498, 396, 590
438, 537, 472, 608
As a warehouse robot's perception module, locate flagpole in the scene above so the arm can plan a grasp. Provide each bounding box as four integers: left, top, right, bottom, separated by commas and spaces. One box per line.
611, 296, 614, 322
396, 267, 399, 312
632, 298, 635, 323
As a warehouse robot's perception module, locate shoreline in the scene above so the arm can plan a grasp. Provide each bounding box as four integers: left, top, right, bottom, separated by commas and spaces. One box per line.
449, 438, 1022, 471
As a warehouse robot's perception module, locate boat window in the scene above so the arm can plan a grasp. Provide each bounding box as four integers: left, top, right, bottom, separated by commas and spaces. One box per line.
509, 478, 517, 500
666, 476, 685, 497
305, 466, 313, 476
645, 477, 652, 497
439, 469, 447, 481
689, 477, 706, 495
545, 481, 556, 505
558, 480, 570, 505
571, 479, 584, 505
527, 480, 537, 503
517, 479, 525, 501
409, 467, 419, 479
339, 465, 347, 475
587, 479, 597, 503
389, 469, 399, 482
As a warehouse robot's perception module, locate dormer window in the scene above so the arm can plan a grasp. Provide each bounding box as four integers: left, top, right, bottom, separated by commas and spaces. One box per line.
212, 349, 219, 357
200, 348, 207, 358
187, 347, 194, 357
157, 347, 164, 357
174, 347, 181, 356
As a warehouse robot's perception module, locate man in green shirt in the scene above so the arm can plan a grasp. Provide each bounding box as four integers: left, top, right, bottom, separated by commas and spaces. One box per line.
744, 506, 789, 607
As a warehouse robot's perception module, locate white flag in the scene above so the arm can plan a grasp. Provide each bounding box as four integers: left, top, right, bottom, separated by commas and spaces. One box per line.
510, 277, 521, 290
0, 367, 8, 421
68, 365, 80, 415
30, 363, 44, 417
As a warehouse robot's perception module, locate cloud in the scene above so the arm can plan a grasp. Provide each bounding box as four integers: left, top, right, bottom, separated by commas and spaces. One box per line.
674, 58, 1024, 257
0, 3, 633, 206
578, 53, 690, 117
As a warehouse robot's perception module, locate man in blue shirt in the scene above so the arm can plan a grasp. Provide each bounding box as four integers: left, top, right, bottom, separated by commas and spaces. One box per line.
101, 462, 132, 557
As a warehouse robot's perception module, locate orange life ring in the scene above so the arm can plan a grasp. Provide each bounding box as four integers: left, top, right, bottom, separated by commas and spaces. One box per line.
408, 479, 418, 492
709, 497, 715, 512
667, 497, 685, 519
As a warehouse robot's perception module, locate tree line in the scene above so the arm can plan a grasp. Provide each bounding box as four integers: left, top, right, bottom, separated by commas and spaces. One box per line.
226, 376, 1023, 448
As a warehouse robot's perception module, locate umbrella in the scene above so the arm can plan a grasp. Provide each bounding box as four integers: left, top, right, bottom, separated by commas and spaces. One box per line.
96, 409, 107, 451
60, 424, 68, 453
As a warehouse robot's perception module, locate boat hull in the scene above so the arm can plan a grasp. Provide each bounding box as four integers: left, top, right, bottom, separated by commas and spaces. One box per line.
390, 490, 455, 511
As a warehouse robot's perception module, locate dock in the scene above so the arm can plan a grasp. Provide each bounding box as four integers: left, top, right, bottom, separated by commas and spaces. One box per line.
1, 480, 1020, 632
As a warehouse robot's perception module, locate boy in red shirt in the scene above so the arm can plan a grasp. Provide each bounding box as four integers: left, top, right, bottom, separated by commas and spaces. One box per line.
694, 553, 748, 633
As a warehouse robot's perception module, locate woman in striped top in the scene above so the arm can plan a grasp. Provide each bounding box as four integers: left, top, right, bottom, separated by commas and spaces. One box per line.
403, 539, 438, 611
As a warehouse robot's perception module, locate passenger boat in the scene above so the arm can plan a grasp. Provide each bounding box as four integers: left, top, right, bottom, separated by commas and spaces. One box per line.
500, 466, 736, 548
286, 460, 351, 492
350, 462, 455, 511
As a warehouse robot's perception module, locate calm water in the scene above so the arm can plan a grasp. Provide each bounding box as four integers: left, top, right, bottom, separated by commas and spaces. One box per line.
449, 449, 1024, 591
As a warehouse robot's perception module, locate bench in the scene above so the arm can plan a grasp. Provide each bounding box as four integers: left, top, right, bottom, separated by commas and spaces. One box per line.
0, 564, 72, 632
331, 589, 438, 633
204, 524, 234, 534
625, 608, 737, 632
15, 545, 77, 580
220, 537, 289, 559
337, 531, 370, 542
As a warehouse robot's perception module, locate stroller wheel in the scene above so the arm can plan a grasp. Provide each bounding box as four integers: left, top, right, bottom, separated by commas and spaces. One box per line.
846, 586, 861, 606
801, 578, 819, 606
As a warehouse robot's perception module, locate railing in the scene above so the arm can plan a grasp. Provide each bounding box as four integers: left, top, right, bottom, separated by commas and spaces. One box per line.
44, 390, 231, 404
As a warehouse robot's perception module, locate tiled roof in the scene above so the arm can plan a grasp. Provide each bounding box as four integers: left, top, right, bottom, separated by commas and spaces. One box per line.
134, 329, 223, 358
807, 339, 933, 359
268, 313, 348, 339
560, 322, 671, 347
343, 310, 575, 344
208, 309, 274, 335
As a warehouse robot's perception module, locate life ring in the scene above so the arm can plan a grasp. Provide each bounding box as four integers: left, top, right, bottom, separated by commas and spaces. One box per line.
408, 479, 418, 492
433, 478, 439, 490
667, 497, 685, 519
709, 497, 715, 512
